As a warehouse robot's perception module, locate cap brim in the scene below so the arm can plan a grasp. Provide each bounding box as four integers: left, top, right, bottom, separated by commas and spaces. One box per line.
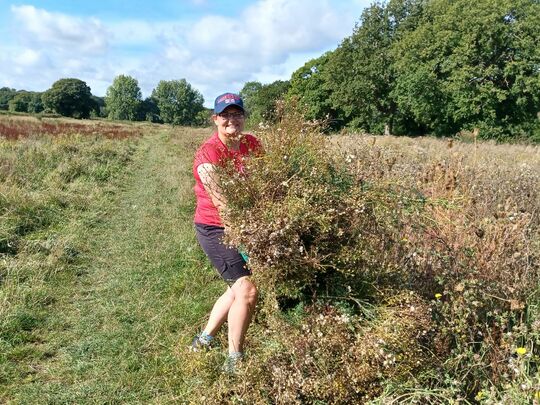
214, 104, 245, 114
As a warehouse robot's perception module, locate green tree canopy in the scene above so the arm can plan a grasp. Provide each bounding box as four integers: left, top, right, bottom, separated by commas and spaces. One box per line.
138, 97, 161, 123
91, 95, 106, 118
240, 80, 290, 124
27, 92, 44, 114
7, 91, 43, 113
392, 0, 540, 139
42, 78, 94, 119
287, 52, 341, 127
105, 75, 142, 121
0, 87, 17, 111
239, 81, 263, 111
8, 91, 32, 113
325, 0, 424, 134
151, 79, 204, 126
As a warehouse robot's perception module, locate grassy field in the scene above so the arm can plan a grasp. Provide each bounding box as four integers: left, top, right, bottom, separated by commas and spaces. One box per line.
0, 117, 226, 403
1, 114, 539, 404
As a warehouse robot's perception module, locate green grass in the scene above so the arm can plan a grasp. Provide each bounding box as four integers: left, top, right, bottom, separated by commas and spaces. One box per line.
1, 128, 226, 403
2, 118, 538, 403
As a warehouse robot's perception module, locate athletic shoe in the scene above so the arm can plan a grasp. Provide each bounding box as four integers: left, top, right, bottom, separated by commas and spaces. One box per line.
189, 334, 212, 352
222, 352, 243, 375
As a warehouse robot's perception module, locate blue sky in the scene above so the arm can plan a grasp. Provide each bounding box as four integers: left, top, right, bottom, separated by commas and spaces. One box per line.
0, 0, 371, 106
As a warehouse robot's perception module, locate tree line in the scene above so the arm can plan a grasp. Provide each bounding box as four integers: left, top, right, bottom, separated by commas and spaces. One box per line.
0, 76, 208, 126
2, 0, 539, 139
241, 0, 540, 141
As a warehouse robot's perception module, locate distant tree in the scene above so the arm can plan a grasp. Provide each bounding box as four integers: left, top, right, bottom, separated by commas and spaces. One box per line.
326, 0, 424, 134
42, 78, 94, 119
138, 97, 161, 123
8, 91, 33, 112
0, 87, 17, 110
392, 0, 540, 139
91, 95, 106, 118
287, 52, 343, 127
194, 108, 212, 127
240, 80, 290, 124
239, 81, 263, 111
27, 92, 44, 113
151, 79, 204, 126
105, 75, 142, 121
7, 91, 43, 113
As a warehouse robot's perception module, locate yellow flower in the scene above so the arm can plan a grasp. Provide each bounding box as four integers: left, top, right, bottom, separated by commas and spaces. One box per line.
474, 390, 486, 401
534, 391, 540, 400
516, 347, 527, 356
435, 293, 442, 299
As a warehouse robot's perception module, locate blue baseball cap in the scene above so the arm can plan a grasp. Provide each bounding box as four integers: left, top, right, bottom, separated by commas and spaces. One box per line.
214, 93, 244, 114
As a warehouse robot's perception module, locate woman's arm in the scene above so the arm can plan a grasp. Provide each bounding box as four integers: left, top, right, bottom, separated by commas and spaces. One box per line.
197, 162, 227, 214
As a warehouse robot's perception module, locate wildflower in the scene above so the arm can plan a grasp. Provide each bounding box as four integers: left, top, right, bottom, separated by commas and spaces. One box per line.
474, 390, 487, 401
516, 347, 527, 356
534, 391, 540, 400
435, 293, 442, 299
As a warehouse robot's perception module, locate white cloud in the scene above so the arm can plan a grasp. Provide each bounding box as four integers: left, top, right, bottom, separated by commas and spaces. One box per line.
157, 0, 362, 101
14, 48, 41, 66
107, 20, 186, 46
11, 5, 109, 53
183, 0, 356, 64
2, 0, 368, 103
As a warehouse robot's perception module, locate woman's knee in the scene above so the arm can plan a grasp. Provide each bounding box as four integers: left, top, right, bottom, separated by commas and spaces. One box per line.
233, 277, 258, 303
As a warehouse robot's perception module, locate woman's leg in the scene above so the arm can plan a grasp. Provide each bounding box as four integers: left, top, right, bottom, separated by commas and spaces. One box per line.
202, 287, 235, 336
227, 276, 258, 354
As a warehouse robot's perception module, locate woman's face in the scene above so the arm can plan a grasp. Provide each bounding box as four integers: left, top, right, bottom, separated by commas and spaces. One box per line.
213, 106, 245, 139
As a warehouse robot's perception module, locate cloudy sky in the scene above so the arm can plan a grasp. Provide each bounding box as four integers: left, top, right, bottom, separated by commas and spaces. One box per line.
0, 0, 371, 106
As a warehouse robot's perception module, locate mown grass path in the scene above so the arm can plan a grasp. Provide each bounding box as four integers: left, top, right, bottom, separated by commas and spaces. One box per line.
6, 129, 224, 403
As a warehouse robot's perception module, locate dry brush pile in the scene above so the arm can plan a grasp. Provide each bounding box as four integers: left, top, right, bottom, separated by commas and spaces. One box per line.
199, 106, 540, 403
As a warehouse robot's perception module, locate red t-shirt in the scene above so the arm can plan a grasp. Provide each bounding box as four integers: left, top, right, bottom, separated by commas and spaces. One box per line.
193, 132, 261, 226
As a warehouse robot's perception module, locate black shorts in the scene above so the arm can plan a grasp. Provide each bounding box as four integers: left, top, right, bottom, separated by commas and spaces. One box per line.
195, 223, 251, 286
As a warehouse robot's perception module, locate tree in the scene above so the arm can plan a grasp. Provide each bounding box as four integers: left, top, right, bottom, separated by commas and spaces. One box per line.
0, 87, 17, 110
287, 52, 343, 127
8, 91, 33, 112
392, 0, 540, 139
151, 79, 204, 126
136, 97, 160, 122
239, 81, 263, 111
325, 0, 424, 134
105, 75, 142, 121
42, 78, 94, 119
91, 95, 106, 118
27, 92, 44, 113
240, 80, 290, 124
7, 91, 43, 113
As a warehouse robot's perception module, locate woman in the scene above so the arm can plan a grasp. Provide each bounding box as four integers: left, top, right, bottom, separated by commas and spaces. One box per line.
191, 93, 261, 374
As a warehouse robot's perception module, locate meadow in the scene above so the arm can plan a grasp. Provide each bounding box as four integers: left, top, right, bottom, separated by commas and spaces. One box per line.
0, 113, 538, 404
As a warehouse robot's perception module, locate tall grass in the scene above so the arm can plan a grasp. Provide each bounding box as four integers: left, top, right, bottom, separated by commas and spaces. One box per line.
0, 130, 138, 394
0, 115, 143, 140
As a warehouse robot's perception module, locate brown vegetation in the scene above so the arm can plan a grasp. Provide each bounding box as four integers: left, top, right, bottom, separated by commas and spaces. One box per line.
0, 115, 143, 140
198, 105, 540, 403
